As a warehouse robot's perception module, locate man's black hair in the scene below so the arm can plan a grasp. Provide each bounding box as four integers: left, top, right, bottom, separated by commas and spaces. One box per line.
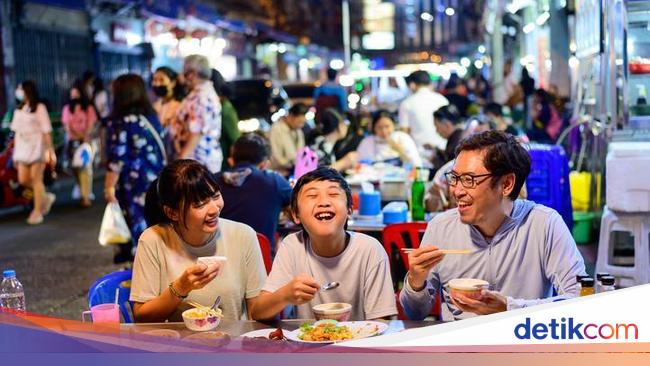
289, 103, 310, 116
456, 130, 531, 200
407, 70, 431, 86
485, 102, 504, 117
232, 133, 270, 165
290, 167, 352, 219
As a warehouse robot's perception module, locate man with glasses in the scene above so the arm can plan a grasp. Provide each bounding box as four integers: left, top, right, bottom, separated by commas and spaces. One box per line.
401, 131, 586, 320
176, 54, 222, 173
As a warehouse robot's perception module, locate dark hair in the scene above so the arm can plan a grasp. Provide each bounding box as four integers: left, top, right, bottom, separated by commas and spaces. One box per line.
407, 70, 431, 86
67, 80, 91, 111
371, 109, 395, 134
19, 80, 40, 112
111, 74, 156, 119
289, 102, 309, 116
232, 133, 270, 165
318, 108, 343, 135
210, 68, 232, 99
456, 130, 531, 200
534, 88, 551, 104
484, 102, 503, 117
326, 68, 338, 81
144, 160, 222, 228
434, 105, 461, 125
290, 166, 352, 218
155, 66, 186, 101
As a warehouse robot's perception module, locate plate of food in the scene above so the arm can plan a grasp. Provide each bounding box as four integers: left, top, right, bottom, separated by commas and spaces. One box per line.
285, 320, 388, 344
183, 331, 231, 347
240, 328, 288, 340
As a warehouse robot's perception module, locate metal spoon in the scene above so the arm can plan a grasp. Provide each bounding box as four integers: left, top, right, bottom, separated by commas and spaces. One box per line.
321, 282, 340, 291
210, 295, 222, 310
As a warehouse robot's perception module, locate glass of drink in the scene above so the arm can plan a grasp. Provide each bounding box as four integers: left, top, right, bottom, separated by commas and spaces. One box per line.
82, 303, 120, 323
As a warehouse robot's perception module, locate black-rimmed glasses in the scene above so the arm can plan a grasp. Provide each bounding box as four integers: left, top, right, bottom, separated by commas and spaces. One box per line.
444, 172, 493, 189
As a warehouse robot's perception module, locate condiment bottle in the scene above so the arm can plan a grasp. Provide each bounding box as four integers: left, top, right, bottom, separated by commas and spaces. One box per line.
580, 277, 595, 296
596, 272, 610, 293
599, 276, 616, 292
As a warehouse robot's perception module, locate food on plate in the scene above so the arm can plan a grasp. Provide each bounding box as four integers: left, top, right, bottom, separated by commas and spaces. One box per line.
183, 331, 231, 346
298, 321, 353, 342
268, 328, 285, 340
448, 278, 490, 300
139, 329, 181, 339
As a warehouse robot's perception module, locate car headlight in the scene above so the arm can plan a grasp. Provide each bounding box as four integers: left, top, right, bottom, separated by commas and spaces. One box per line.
238, 118, 261, 133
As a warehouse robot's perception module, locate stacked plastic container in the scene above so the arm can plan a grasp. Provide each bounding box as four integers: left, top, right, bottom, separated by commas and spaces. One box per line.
596, 140, 650, 288
525, 144, 574, 231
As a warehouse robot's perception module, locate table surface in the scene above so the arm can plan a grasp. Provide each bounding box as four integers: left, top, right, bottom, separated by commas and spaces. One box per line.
124, 319, 440, 339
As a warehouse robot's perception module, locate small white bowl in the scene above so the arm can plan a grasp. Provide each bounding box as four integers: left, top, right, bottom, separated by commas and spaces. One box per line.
312, 302, 352, 322
448, 278, 490, 300
182, 308, 222, 332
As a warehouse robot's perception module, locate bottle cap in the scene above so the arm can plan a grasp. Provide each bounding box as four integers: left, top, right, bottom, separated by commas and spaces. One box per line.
576, 274, 589, 282
601, 276, 615, 286
3, 270, 16, 278
596, 272, 610, 281
580, 277, 595, 287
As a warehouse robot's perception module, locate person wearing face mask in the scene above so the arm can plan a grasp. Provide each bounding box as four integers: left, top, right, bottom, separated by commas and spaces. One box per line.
10, 80, 57, 225
356, 110, 421, 166
61, 83, 98, 207
400, 131, 586, 321
152, 66, 184, 161
133, 159, 267, 322
152, 66, 183, 129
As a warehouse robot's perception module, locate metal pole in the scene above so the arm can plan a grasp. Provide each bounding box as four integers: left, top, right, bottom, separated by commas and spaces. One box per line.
342, 0, 351, 68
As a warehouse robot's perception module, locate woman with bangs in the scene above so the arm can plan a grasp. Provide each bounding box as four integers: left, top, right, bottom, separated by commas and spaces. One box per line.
130, 159, 267, 322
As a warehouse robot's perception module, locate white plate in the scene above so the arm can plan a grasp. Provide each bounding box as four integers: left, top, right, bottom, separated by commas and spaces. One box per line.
285, 321, 388, 344
240, 328, 289, 339
139, 329, 181, 339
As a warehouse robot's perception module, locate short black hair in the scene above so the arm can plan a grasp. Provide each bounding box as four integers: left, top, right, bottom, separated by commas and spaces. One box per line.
371, 109, 395, 133
290, 166, 352, 218
232, 133, 270, 165
326, 68, 338, 81
434, 105, 461, 125
289, 103, 309, 116
456, 130, 531, 200
485, 102, 503, 117
407, 70, 431, 86
318, 108, 343, 135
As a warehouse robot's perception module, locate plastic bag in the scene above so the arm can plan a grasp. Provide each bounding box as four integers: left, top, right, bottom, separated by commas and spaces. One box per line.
72, 142, 93, 168
98, 202, 131, 246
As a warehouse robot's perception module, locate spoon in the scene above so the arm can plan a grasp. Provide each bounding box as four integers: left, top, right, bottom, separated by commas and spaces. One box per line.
211, 295, 222, 310
321, 282, 340, 291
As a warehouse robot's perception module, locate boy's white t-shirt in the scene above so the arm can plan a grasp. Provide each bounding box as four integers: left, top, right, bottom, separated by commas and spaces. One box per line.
263, 231, 397, 320
130, 219, 267, 321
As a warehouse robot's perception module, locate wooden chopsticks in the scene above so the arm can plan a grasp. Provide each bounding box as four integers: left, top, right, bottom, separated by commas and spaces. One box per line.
187, 301, 223, 317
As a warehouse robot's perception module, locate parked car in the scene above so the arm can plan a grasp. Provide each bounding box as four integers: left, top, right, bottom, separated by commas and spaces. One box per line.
283, 82, 319, 107
229, 78, 289, 133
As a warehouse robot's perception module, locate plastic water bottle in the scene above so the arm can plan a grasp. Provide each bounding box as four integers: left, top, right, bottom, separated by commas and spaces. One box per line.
0, 270, 26, 312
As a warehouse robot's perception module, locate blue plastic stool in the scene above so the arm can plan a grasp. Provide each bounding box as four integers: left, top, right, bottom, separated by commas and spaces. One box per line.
88, 269, 133, 323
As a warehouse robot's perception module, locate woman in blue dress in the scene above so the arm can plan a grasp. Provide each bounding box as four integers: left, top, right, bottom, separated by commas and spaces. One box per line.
104, 74, 166, 263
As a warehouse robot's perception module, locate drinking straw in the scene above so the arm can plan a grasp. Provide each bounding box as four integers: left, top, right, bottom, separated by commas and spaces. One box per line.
114, 288, 119, 306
